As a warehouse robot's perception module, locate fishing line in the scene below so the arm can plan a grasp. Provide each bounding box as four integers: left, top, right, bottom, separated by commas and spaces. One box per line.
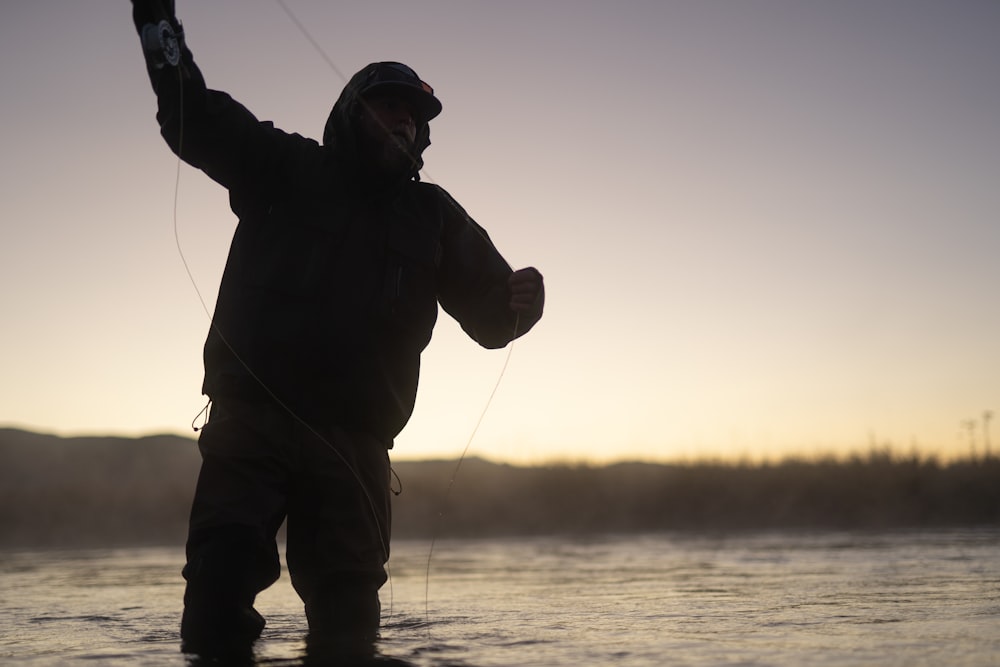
163, 0, 523, 634
275, 0, 350, 83
423, 314, 518, 628
272, 1, 531, 634
157, 12, 396, 618
275, 0, 501, 250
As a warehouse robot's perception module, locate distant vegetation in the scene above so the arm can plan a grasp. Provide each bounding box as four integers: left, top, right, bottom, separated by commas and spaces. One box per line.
1, 428, 997, 548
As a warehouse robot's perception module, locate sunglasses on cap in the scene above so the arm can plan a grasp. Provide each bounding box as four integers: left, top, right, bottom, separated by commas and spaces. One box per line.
366, 62, 434, 95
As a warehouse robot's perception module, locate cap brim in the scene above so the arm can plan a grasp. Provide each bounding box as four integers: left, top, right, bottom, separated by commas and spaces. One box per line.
362, 81, 442, 123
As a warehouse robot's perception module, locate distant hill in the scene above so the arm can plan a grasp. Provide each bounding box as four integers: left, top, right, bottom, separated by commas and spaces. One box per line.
0, 428, 201, 548
1, 428, 998, 548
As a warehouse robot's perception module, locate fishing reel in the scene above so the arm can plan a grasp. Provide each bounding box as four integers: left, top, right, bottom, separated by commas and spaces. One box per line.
141, 19, 181, 69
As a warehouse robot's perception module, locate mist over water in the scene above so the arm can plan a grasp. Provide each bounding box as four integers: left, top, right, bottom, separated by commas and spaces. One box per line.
2, 531, 999, 666
2, 429, 998, 549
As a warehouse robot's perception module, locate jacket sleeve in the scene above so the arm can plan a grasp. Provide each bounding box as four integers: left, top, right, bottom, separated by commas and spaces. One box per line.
432, 186, 543, 349
132, 6, 312, 197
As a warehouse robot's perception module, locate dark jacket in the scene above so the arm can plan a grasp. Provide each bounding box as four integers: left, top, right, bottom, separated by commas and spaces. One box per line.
142, 37, 540, 444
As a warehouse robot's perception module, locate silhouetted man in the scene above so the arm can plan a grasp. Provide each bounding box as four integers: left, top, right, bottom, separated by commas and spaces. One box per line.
130, 1, 544, 659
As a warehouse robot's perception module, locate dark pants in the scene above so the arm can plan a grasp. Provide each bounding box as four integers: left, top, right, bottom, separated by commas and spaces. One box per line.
179, 400, 391, 657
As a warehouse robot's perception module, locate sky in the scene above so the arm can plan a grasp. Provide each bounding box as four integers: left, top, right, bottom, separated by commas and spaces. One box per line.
1, 1, 999, 464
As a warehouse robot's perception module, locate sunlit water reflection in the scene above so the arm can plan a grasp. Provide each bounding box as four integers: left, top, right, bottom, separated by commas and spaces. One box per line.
2, 530, 998, 666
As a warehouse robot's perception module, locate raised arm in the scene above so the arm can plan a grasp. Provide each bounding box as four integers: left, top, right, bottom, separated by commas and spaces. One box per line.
130, 0, 314, 195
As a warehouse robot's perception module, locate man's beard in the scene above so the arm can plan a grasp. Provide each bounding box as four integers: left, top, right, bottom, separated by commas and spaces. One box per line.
370, 132, 418, 178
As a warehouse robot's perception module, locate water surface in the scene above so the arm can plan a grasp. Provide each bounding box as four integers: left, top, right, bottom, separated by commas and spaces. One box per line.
2, 530, 998, 666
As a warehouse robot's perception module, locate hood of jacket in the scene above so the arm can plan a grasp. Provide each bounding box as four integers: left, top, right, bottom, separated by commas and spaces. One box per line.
322, 63, 436, 183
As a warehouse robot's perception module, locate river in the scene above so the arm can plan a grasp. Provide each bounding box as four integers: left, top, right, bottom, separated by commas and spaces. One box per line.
2, 529, 998, 665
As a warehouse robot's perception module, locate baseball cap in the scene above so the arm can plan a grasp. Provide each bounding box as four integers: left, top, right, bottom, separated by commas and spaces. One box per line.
358, 62, 442, 123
